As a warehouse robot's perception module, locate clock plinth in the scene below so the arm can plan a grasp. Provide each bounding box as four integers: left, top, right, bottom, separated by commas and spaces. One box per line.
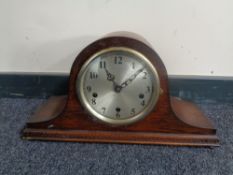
22, 33, 219, 147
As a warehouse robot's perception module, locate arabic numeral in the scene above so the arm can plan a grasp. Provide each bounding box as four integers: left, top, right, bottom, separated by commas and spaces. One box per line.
141, 100, 145, 106
91, 98, 96, 105
116, 113, 120, 118
90, 72, 98, 79
132, 62, 135, 69
99, 61, 106, 69
86, 86, 92, 92
131, 108, 135, 115
101, 107, 106, 114
147, 86, 150, 93
114, 56, 123, 64
143, 72, 147, 79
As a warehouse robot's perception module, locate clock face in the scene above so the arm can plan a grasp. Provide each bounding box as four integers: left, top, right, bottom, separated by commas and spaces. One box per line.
76, 47, 160, 126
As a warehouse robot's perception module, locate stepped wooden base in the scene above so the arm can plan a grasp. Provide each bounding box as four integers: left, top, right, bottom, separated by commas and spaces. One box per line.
22, 96, 219, 147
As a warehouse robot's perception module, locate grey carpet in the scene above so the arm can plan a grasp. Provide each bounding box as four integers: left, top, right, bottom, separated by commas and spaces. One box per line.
0, 98, 232, 175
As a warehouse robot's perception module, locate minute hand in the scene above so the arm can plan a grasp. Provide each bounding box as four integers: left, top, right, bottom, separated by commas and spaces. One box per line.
120, 68, 144, 89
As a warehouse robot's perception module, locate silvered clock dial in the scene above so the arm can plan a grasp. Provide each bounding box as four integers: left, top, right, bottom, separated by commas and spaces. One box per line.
76, 47, 160, 125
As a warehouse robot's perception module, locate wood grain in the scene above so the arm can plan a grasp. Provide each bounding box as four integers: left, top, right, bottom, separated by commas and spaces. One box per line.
22, 34, 219, 146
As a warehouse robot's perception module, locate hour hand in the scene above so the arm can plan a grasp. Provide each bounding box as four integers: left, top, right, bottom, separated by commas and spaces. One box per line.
104, 67, 123, 93
104, 67, 115, 81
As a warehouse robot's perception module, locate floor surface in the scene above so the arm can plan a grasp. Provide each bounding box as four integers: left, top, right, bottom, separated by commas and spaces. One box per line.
0, 98, 232, 175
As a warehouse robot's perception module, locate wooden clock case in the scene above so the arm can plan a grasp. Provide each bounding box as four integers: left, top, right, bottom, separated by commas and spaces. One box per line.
22, 33, 219, 146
